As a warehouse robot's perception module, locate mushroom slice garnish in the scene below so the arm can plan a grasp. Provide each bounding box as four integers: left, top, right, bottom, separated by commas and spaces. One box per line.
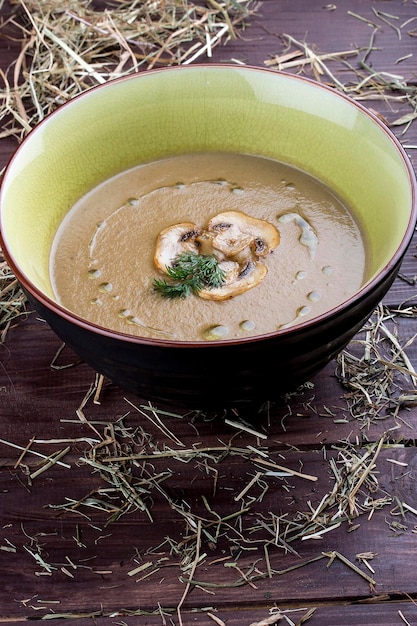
154, 222, 202, 272
208, 210, 280, 258
199, 260, 268, 301
153, 211, 280, 300
208, 220, 252, 256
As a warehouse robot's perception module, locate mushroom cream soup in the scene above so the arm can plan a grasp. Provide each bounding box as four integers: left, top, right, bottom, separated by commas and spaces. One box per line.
50, 152, 367, 341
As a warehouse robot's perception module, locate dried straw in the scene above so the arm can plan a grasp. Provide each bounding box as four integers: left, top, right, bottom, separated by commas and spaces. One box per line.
265, 18, 417, 133
42, 391, 393, 594
335, 304, 417, 429
1, 5, 417, 617
1, 0, 259, 141
0, 253, 27, 341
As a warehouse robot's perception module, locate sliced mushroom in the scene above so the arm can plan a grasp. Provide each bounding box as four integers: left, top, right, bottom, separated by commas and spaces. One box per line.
199, 259, 268, 301
154, 222, 201, 272
207, 220, 253, 256
153, 210, 280, 301
207, 210, 280, 258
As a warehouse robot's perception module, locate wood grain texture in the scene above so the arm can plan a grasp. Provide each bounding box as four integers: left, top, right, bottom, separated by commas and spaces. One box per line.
1, 0, 417, 624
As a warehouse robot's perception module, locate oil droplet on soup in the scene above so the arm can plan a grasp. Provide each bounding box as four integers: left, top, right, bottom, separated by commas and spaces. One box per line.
307, 291, 321, 303
88, 269, 101, 279
50, 152, 367, 341
203, 325, 229, 340
240, 319, 256, 333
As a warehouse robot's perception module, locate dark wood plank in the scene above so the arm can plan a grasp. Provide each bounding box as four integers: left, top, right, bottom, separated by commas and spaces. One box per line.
2, 603, 416, 626
212, 0, 417, 80
1, 444, 417, 617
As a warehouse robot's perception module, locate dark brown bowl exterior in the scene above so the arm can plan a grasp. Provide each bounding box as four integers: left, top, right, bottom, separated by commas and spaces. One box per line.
21, 257, 401, 410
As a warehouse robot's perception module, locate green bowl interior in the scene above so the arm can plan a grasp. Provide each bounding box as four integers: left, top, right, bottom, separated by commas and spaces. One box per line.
1, 66, 414, 301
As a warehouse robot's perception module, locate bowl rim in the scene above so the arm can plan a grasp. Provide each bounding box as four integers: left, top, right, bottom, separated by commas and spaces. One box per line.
1, 63, 416, 347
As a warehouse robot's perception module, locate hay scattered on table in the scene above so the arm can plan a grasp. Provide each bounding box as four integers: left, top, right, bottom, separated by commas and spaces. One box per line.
264, 10, 417, 132
0, 250, 27, 342
2, 4, 417, 622
335, 304, 417, 430
0, 0, 259, 141
41, 389, 393, 597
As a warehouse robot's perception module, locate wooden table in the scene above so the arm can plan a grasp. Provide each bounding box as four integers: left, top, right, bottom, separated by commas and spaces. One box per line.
1, 1, 417, 624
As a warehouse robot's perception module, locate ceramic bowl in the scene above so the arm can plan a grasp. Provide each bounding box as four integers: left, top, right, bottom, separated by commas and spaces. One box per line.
1, 65, 416, 409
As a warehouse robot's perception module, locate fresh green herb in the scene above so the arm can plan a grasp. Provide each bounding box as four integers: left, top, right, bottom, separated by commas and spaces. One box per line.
153, 251, 225, 299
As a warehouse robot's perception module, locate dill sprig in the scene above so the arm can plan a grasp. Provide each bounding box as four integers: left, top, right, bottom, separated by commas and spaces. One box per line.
153, 251, 225, 299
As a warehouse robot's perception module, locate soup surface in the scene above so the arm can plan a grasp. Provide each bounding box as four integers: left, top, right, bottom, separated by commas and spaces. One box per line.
50, 152, 367, 341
